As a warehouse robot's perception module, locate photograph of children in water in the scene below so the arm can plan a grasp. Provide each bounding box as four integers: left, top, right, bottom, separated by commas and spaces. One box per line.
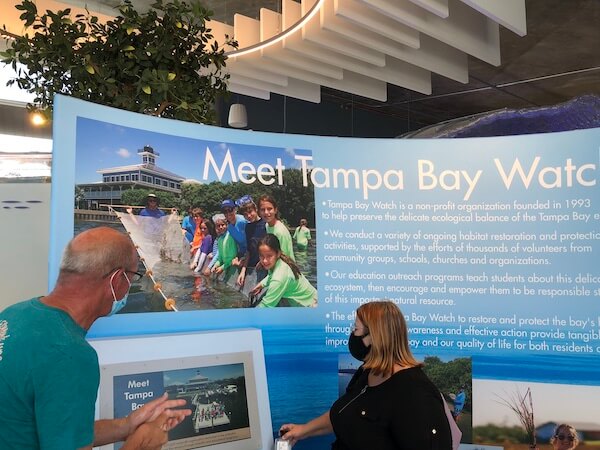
73, 117, 317, 313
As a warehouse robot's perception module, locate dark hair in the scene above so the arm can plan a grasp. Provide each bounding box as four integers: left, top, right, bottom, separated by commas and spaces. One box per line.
201, 219, 216, 240
258, 194, 280, 219
259, 234, 301, 279
238, 201, 257, 215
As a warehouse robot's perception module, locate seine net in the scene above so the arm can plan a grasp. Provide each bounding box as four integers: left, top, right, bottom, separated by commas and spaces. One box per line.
115, 210, 189, 271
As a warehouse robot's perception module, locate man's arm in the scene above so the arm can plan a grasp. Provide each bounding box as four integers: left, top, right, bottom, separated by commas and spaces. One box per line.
93, 417, 129, 447
93, 393, 191, 446
79, 410, 187, 450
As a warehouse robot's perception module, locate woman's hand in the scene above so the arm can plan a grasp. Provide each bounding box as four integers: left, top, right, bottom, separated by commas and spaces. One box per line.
279, 423, 308, 447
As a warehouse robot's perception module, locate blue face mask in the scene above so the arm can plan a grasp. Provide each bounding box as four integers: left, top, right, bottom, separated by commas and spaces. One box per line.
108, 271, 131, 316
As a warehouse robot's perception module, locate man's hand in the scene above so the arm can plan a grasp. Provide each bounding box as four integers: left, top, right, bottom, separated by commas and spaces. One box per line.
126, 393, 191, 436
122, 410, 190, 450
93, 394, 191, 448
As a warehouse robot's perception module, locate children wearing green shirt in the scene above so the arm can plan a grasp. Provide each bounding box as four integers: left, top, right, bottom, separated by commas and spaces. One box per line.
258, 194, 295, 261
250, 234, 317, 308
293, 218, 312, 250
211, 216, 239, 275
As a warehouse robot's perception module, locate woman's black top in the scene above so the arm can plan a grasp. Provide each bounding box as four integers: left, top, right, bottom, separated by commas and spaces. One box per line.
329, 366, 452, 450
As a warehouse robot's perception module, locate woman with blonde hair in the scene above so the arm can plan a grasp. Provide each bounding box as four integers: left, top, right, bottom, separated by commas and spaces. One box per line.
551, 424, 580, 450
280, 300, 452, 449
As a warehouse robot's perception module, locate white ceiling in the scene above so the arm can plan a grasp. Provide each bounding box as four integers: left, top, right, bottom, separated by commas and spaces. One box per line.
2, 0, 598, 137
1, 0, 528, 103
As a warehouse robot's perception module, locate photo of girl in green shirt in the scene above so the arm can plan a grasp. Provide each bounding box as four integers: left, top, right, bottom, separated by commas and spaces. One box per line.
250, 234, 317, 308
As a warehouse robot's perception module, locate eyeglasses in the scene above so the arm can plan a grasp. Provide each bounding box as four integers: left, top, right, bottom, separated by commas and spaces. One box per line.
556, 434, 575, 442
102, 268, 144, 282
126, 270, 145, 282
222, 208, 234, 213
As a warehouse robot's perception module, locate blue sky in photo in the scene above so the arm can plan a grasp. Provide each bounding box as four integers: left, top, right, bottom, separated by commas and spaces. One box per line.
74, 117, 312, 184
163, 363, 245, 386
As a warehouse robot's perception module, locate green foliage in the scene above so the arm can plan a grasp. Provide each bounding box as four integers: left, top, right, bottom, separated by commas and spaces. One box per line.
1, 0, 236, 123
180, 170, 316, 225
276, 169, 316, 227
422, 356, 472, 411
74, 186, 86, 208
121, 188, 179, 208
473, 424, 529, 444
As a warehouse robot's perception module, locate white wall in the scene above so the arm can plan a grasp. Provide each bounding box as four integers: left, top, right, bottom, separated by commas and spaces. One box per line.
0, 182, 50, 309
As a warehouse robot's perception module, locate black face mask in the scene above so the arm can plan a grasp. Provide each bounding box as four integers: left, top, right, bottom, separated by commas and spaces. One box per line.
348, 332, 371, 361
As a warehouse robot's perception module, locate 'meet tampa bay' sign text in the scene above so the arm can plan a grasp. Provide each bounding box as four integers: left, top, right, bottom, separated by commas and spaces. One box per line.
203, 148, 596, 200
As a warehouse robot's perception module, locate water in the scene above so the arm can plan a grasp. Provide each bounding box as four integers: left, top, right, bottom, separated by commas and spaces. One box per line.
74, 220, 318, 312
473, 353, 600, 385
266, 352, 336, 423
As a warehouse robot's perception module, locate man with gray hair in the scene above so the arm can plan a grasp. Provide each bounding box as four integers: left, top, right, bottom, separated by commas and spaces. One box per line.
0, 227, 191, 449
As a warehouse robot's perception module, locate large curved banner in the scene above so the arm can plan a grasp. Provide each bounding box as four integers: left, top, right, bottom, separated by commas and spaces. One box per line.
51, 96, 600, 449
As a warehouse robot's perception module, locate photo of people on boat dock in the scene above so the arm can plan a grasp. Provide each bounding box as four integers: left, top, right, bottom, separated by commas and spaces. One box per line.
73, 117, 317, 313
162, 363, 251, 448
